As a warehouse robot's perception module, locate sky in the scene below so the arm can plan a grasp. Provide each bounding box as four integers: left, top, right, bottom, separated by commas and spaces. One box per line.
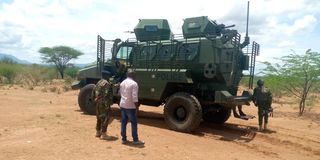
0, 0, 319, 64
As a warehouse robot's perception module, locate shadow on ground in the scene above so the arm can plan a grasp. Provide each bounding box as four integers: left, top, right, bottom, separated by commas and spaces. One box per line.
78, 107, 277, 143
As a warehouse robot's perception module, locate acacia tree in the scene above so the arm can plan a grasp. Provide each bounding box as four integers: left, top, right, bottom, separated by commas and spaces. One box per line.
39, 46, 83, 79
262, 49, 320, 115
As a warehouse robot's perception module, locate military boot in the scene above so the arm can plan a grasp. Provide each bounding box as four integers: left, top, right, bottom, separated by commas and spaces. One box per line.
258, 125, 262, 131
100, 133, 112, 140
95, 131, 101, 137
264, 123, 268, 131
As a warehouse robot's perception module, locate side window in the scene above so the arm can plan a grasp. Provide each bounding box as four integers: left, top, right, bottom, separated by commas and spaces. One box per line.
129, 46, 139, 63
176, 43, 198, 60
140, 47, 147, 60
140, 46, 157, 60
116, 46, 132, 60
157, 45, 174, 61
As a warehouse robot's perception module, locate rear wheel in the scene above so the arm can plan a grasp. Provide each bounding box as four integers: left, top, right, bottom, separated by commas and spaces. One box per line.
164, 92, 202, 132
202, 105, 231, 124
78, 84, 96, 115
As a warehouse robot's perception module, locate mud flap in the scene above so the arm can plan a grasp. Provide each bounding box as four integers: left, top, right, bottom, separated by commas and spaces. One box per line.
71, 81, 81, 90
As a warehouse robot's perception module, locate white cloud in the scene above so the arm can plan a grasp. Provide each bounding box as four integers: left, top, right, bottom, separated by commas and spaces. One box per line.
285, 15, 317, 35
0, 0, 320, 64
277, 40, 296, 48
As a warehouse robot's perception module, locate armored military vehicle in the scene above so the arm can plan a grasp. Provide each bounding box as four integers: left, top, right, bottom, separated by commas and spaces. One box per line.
72, 9, 259, 132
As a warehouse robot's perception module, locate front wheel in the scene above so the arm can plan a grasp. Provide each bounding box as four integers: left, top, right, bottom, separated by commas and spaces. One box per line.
78, 84, 96, 115
164, 92, 202, 132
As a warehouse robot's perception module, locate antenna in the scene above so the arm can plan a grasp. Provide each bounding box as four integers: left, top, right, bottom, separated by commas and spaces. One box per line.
245, 1, 249, 38
241, 1, 250, 48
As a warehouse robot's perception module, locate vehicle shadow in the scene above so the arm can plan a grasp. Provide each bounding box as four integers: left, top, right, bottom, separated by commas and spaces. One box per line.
107, 107, 271, 143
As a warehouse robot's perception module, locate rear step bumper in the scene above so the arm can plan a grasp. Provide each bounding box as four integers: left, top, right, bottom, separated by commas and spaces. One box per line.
214, 90, 252, 106
71, 81, 81, 90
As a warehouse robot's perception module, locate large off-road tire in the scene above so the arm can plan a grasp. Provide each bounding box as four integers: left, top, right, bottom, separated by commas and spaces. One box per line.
78, 84, 96, 115
202, 105, 231, 124
164, 92, 202, 132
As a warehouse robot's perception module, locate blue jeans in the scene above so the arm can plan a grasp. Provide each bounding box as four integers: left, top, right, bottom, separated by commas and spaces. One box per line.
120, 108, 138, 141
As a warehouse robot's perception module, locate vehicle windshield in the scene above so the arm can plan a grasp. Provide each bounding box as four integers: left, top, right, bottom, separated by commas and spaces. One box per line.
116, 46, 132, 60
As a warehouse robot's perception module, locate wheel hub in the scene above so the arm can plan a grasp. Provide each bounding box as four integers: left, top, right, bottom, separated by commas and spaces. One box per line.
176, 107, 186, 120
86, 95, 94, 106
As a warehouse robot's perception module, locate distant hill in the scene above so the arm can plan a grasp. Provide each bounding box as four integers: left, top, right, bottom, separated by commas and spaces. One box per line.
0, 53, 31, 64
0, 53, 92, 68
73, 63, 89, 68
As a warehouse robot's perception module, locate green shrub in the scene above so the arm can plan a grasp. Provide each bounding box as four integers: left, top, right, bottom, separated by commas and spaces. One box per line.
0, 63, 21, 84
65, 66, 79, 79
14, 64, 58, 86
0, 60, 76, 86
0, 57, 16, 64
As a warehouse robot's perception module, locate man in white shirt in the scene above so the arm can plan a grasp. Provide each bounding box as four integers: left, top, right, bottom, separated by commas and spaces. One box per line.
119, 70, 144, 145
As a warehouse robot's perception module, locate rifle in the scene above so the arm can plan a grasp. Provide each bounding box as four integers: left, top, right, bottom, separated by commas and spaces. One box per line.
95, 89, 106, 102
269, 107, 273, 117
268, 106, 278, 117
95, 94, 104, 102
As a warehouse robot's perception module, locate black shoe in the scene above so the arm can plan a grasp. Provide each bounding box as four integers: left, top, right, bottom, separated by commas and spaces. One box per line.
133, 140, 145, 145
122, 140, 128, 144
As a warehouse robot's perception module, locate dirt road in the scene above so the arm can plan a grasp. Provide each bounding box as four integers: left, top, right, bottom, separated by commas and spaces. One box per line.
0, 86, 319, 160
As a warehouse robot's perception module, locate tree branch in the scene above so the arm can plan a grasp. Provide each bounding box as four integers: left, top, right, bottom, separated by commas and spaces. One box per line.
284, 85, 302, 99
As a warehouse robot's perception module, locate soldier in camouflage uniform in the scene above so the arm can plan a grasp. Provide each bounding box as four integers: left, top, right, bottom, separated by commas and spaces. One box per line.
93, 72, 114, 140
253, 79, 273, 131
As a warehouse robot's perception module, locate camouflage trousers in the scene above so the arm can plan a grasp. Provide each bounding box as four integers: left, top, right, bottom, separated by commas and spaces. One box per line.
96, 102, 112, 133
258, 106, 269, 125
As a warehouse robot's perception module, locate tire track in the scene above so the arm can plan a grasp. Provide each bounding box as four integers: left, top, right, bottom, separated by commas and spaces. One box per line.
200, 123, 320, 158
256, 132, 320, 156
198, 125, 279, 158
271, 125, 320, 145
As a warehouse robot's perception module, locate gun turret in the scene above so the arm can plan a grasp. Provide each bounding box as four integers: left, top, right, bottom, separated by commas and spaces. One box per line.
224, 24, 236, 28
182, 16, 236, 38
134, 19, 172, 42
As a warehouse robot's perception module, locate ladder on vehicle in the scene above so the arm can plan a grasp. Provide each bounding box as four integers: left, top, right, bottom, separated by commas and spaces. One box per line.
97, 35, 114, 77
97, 35, 106, 78
244, 41, 260, 89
